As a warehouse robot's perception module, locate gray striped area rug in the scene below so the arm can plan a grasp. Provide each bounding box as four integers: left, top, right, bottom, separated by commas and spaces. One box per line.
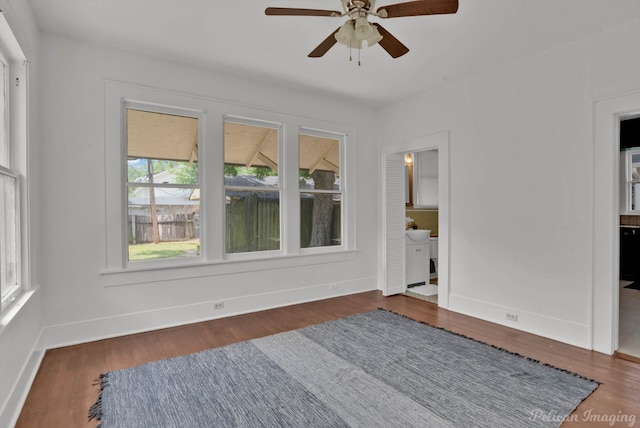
89, 309, 598, 427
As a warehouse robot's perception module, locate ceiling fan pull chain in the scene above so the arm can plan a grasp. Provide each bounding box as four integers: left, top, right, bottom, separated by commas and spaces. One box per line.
349, 36, 353, 62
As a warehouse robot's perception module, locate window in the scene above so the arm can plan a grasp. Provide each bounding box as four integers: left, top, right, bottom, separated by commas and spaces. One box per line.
0, 15, 27, 312
299, 131, 343, 249
104, 82, 355, 278
125, 106, 201, 263
0, 166, 19, 307
622, 148, 640, 214
224, 118, 281, 254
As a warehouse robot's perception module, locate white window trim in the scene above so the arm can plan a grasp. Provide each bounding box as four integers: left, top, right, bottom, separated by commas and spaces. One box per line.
0, 165, 21, 312
121, 100, 205, 270
223, 115, 284, 260
103, 81, 356, 285
0, 11, 28, 318
299, 127, 347, 254
620, 148, 640, 215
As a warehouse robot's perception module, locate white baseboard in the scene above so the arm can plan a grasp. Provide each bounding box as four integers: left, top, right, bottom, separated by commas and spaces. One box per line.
0, 348, 45, 428
38, 277, 376, 350
448, 294, 590, 349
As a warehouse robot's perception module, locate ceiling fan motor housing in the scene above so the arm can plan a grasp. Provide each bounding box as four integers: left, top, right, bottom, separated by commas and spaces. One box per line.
344, 0, 373, 19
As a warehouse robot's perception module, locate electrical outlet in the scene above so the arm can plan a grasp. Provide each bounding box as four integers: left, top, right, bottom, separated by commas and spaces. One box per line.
214, 302, 225, 310
505, 313, 518, 322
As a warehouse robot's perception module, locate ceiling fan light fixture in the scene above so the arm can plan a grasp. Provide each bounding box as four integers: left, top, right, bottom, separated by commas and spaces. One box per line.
335, 21, 363, 49
334, 21, 355, 46
365, 25, 383, 47
354, 17, 373, 40
266, 0, 460, 60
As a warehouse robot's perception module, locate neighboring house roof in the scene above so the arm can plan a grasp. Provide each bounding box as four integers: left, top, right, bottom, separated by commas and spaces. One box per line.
130, 170, 198, 206
130, 173, 340, 205
128, 196, 199, 207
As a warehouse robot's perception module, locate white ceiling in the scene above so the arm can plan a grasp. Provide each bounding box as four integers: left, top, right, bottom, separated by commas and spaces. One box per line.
26, 0, 640, 106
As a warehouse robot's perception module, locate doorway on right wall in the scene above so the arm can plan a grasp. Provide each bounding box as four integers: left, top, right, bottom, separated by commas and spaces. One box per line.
618, 116, 640, 359
404, 149, 440, 303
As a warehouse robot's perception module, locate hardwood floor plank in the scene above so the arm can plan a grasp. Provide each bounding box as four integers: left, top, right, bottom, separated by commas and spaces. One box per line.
15, 291, 640, 427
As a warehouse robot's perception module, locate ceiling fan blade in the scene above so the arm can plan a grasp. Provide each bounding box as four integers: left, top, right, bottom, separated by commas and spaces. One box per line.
374, 24, 409, 58
265, 7, 342, 17
377, 0, 458, 18
308, 28, 340, 58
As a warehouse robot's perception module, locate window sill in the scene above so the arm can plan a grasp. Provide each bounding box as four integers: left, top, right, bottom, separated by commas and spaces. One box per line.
101, 249, 357, 287
0, 287, 38, 336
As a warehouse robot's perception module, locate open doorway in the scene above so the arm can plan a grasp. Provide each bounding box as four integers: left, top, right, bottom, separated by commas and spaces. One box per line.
404, 149, 440, 304
618, 115, 640, 359
380, 132, 450, 308
593, 90, 640, 355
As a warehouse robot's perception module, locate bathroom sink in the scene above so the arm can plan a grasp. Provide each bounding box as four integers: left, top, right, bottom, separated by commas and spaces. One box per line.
406, 229, 431, 242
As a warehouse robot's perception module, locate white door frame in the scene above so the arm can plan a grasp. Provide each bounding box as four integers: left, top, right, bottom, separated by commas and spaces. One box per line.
380, 131, 450, 307
593, 90, 640, 354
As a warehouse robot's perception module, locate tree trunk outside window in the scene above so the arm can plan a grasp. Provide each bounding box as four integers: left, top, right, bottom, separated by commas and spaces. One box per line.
148, 159, 160, 244
309, 170, 335, 247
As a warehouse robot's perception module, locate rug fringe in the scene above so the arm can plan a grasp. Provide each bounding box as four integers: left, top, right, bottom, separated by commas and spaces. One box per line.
88, 373, 109, 426
376, 307, 601, 385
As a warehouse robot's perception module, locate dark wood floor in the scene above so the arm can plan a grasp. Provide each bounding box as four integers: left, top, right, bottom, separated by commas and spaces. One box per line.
16, 291, 640, 427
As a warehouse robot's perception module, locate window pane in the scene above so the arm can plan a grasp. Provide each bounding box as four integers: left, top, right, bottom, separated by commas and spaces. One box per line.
300, 192, 341, 248
127, 186, 200, 261
632, 159, 640, 182
224, 121, 280, 254
224, 121, 279, 186
128, 159, 198, 186
126, 109, 200, 262
0, 171, 18, 299
127, 109, 199, 165
633, 183, 640, 211
0, 59, 6, 167
226, 190, 280, 253
299, 133, 342, 248
299, 134, 340, 189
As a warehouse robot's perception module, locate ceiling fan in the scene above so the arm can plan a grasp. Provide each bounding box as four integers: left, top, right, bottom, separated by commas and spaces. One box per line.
265, 0, 458, 60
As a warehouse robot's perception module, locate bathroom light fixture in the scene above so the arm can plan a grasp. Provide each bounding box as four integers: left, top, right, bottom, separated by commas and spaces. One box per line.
404, 153, 413, 166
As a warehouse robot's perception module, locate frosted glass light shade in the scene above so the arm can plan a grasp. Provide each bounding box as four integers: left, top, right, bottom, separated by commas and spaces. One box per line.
366, 25, 383, 47
335, 21, 362, 49
335, 21, 355, 45
354, 17, 373, 40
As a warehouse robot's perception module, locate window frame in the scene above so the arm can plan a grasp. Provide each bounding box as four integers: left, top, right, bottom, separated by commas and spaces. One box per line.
0, 165, 21, 313
0, 13, 27, 317
0, 48, 7, 164
621, 148, 640, 215
298, 127, 346, 253
103, 81, 356, 284
121, 100, 205, 270
223, 115, 284, 260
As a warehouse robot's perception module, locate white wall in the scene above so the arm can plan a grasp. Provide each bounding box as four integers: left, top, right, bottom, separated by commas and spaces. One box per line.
0, 1, 42, 427
377, 16, 640, 349
35, 33, 379, 348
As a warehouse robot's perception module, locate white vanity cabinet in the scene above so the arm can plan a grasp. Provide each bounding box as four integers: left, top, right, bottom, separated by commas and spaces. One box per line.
406, 230, 431, 286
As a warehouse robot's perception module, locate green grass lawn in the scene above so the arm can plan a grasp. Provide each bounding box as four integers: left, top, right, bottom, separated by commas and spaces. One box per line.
128, 240, 200, 261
